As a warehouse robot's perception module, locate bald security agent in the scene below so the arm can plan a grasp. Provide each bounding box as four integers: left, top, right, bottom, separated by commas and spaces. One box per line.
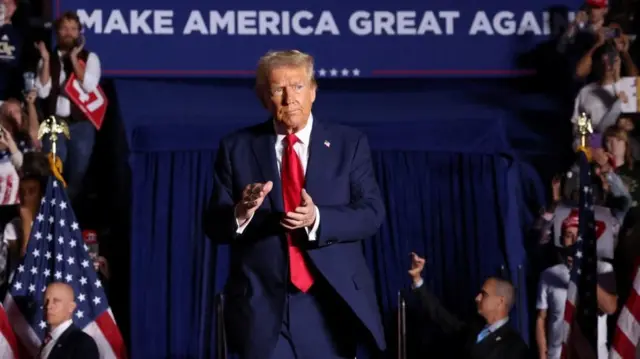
40, 282, 99, 359
408, 253, 530, 359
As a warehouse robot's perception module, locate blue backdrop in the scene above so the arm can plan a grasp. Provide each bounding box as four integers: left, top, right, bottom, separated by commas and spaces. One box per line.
112, 77, 571, 358
55, 0, 582, 77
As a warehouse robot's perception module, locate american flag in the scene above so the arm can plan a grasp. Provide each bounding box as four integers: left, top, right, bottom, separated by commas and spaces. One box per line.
2, 174, 127, 358
611, 259, 640, 358
0, 302, 18, 358
560, 152, 598, 359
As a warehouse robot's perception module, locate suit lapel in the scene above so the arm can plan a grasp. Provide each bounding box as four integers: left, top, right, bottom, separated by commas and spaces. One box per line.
470, 324, 509, 355
304, 122, 329, 196
48, 325, 75, 359
251, 121, 284, 212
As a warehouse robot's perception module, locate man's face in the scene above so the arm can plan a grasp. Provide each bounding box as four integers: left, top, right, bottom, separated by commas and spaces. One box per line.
57, 19, 80, 49
475, 279, 504, 319
590, 7, 608, 24
263, 66, 316, 132
19, 179, 41, 210
44, 284, 76, 327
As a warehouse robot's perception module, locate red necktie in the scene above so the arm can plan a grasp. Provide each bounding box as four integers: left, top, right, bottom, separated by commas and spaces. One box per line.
281, 134, 314, 292
38, 333, 52, 357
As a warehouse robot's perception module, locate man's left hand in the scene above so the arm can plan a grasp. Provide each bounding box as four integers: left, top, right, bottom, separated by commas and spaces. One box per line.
281, 189, 316, 230
70, 42, 84, 60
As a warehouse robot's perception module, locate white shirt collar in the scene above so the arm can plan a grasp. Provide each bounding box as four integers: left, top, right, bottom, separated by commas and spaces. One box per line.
486, 316, 509, 333
49, 319, 73, 341
274, 113, 314, 145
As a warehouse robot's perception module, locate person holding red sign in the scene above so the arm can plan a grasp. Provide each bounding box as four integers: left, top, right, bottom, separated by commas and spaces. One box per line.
34, 11, 102, 201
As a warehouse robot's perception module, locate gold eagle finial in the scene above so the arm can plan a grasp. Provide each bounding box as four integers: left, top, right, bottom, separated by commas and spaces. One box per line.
38, 116, 70, 157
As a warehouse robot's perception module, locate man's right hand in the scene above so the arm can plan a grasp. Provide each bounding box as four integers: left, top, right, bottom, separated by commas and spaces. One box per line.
235, 181, 274, 225
34, 41, 49, 61
408, 252, 426, 284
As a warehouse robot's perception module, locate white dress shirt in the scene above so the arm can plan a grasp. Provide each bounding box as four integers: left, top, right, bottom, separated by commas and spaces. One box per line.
235, 114, 321, 241
35, 51, 102, 117
537, 262, 613, 359
40, 319, 73, 359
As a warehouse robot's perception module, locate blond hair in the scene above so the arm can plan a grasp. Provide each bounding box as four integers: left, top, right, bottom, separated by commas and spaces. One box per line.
255, 50, 316, 95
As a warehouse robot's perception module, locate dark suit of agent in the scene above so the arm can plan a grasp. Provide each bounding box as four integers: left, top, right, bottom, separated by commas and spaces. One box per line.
205, 50, 386, 359
40, 282, 99, 359
408, 253, 530, 359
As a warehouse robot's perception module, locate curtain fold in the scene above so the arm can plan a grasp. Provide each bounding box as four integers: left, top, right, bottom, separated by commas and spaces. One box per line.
130, 150, 230, 359
129, 149, 539, 359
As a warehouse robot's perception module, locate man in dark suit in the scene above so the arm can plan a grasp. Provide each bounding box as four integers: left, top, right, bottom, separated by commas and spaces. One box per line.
204, 49, 386, 359
408, 253, 530, 359
39, 282, 99, 359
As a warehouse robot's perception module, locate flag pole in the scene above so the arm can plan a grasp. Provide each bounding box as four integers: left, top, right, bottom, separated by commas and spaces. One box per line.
397, 291, 407, 359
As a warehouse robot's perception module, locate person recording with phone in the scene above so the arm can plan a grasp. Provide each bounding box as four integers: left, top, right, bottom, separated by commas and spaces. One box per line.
0, 93, 38, 205
558, 0, 637, 81
34, 11, 102, 201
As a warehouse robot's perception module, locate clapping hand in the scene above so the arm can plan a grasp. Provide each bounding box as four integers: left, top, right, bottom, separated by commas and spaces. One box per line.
236, 181, 273, 225
70, 35, 85, 59
281, 189, 316, 230
34, 41, 49, 61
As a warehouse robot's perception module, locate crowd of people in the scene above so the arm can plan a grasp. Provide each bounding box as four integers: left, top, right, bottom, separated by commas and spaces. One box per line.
537, 0, 640, 357
0, 8, 108, 302
389, 0, 640, 358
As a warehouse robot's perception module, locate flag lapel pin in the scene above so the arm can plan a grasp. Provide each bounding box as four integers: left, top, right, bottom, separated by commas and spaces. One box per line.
324, 140, 331, 148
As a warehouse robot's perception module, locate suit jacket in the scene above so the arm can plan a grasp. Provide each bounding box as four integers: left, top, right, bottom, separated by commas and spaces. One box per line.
45, 325, 99, 359
204, 119, 386, 359
413, 285, 530, 359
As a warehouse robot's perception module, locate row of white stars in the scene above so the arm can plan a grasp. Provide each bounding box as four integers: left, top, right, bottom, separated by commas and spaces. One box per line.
18, 250, 91, 267
33, 231, 84, 246
315, 68, 361, 77
14, 268, 101, 288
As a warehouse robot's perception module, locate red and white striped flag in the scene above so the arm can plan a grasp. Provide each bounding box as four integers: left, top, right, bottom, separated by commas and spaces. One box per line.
3, 175, 127, 358
611, 261, 640, 358
0, 302, 18, 358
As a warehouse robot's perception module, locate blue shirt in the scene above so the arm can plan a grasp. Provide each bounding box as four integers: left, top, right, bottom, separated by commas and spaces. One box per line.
477, 317, 509, 342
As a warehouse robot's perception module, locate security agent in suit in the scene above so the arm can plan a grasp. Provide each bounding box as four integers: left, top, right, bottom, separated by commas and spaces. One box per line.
39, 282, 99, 359
408, 253, 530, 359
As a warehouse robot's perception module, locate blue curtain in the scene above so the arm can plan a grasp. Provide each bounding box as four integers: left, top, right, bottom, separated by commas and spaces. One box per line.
130, 150, 229, 359
129, 146, 539, 359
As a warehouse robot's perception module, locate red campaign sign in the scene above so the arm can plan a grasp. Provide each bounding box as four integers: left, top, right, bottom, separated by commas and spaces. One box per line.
63, 73, 108, 130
